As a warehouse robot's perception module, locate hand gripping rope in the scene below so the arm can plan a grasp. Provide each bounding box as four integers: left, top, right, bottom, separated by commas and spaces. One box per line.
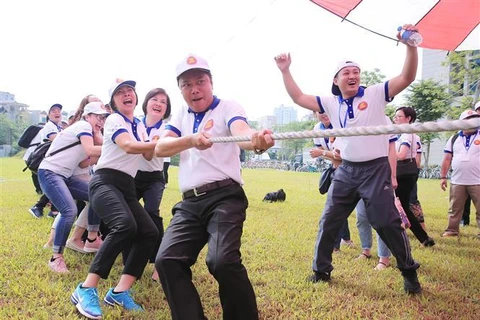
209, 118, 480, 143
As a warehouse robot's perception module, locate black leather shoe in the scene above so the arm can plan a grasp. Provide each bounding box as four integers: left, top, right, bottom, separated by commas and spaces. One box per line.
307, 271, 331, 283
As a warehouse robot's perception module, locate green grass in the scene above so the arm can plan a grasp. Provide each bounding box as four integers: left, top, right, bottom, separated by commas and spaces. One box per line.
1, 157, 479, 319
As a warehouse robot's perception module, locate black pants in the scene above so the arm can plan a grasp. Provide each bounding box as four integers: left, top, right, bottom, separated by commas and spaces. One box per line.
313, 157, 418, 274
156, 183, 258, 320
462, 196, 471, 225
163, 162, 170, 184
88, 169, 159, 279
396, 174, 429, 243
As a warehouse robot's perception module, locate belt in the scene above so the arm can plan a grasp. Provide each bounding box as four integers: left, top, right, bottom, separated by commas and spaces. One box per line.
182, 178, 237, 200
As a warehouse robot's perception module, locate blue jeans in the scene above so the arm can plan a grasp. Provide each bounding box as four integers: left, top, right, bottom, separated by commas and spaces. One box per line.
355, 199, 391, 258
38, 169, 99, 254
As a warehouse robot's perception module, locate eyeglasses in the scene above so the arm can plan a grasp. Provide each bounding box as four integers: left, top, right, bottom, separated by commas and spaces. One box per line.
393, 115, 405, 119
94, 114, 109, 121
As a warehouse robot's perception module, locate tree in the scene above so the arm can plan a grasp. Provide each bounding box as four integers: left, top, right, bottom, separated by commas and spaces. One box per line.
362, 68, 386, 87
275, 119, 316, 162
443, 50, 480, 103
404, 79, 451, 168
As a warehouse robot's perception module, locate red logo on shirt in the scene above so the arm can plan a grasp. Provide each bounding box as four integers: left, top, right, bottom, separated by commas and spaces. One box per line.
358, 101, 368, 110
204, 119, 214, 131
474, 139, 480, 145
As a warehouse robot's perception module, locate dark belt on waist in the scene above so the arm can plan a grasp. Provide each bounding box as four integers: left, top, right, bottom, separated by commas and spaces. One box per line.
182, 178, 237, 200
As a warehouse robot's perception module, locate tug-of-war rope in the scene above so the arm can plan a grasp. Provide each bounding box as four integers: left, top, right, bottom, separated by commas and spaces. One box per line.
209, 118, 480, 143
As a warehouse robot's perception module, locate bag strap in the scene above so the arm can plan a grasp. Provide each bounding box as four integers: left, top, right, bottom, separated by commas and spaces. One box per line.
46, 140, 81, 157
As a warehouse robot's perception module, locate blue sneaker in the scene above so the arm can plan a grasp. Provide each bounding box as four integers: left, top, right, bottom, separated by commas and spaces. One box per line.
104, 288, 143, 311
71, 283, 102, 319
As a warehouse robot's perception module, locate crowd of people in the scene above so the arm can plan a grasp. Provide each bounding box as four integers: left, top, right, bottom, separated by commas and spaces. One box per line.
20, 24, 479, 320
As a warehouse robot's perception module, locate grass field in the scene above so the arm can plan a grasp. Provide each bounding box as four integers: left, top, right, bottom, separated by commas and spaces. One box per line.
1, 156, 479, 320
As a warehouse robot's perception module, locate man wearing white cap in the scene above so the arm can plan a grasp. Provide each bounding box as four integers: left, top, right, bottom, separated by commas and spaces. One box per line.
155, 53, 274, 320
274, 24, 422, 294
440, 109, 480, 238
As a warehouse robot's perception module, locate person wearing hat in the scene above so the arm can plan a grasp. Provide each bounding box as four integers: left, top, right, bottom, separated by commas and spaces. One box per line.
71, 80, 159, 319
274, 24, 422, 294
154, 53, 274, 320
440, 109, 480, 238
475, 101, 480, 114
37, 101, 108, 274
28, 103, 64, 219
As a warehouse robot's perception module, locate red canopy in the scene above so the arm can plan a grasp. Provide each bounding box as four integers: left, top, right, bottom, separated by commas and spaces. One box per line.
310, 0, 480, 51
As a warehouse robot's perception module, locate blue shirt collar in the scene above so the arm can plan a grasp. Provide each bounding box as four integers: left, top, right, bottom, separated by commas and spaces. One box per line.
336, 86, 365, 104
187, 96, 220, 114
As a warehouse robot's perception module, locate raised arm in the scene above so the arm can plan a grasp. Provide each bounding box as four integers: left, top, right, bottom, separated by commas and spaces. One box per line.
388, 24, 419, 99
274, 53, 320, 112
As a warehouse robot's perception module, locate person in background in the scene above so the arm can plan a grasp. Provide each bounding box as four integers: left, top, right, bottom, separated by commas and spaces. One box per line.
274, 23, 423, 294
409, 133, 427, 231
71, 79, 158, 319
38, 102, 106, 272
163, 157, 171, 188
155, 54, 274, 320
441, 109, 480, 238
309, 111, 353, 252
29, 103, 63, 219
393, 106, 435, 247
23, 122, 45, 195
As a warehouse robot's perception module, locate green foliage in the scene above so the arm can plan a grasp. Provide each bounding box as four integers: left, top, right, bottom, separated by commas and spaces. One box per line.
275, 119, 316, 161
443, 50, 480, 100
361, 68, 386, 87
1, 157, 480, 319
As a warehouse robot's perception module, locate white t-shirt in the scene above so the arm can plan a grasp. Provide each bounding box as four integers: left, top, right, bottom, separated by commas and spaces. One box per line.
317, 83, 392, 162
39, 120, 92, 178
166, 97, 244, 192
95, 112, 149, 178
444, 130, 480, 185
137, 117, 166, 172
40, 120, 63, 141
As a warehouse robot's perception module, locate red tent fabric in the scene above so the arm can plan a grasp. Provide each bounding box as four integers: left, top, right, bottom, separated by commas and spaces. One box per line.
310, 0, 480, 51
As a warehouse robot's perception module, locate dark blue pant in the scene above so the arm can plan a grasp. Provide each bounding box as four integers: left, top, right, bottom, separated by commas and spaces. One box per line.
313, 157, 418, 274
156, 183, 258, 320
88, 169, 159, 279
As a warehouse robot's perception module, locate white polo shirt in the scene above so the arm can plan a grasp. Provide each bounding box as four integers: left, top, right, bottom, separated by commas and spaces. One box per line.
313, 122, 333, 150
317, 83, 392, 162
396, 133, 421, 160
95, 112, 149, 178
166, 97, 244, 193
40, 120, 63, 141
444, 130, 480, 185
137, 118, 165, 172
39, 120, 92, 178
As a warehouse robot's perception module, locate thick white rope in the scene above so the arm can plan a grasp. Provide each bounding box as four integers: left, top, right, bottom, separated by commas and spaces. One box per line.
209, 118, 480, 143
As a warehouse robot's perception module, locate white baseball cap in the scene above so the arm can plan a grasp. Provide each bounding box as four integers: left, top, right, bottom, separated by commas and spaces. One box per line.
67, 109, 76, 119
175, 54, 210, 79
108, 78, 136, 103
474, 101, 480, 111
82, 101, 109, 117
459, 109, 480, 120
331, 60, 361, 96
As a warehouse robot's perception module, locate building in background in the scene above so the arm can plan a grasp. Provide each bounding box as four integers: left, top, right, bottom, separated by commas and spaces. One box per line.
274, 104, 297, 126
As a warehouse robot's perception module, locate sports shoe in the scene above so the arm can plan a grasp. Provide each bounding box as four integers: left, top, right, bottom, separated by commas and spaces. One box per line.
104, 288, 144, 311
48, 256, 69, 273
47, 211, 59, 218
71, 283, 102, 319
84, 237, 103, 253
66, 238, 86, 254
29, 206, 43, 218
401, 269, 422, 295
307, 271, 331, 283
422, 237, 435, 247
